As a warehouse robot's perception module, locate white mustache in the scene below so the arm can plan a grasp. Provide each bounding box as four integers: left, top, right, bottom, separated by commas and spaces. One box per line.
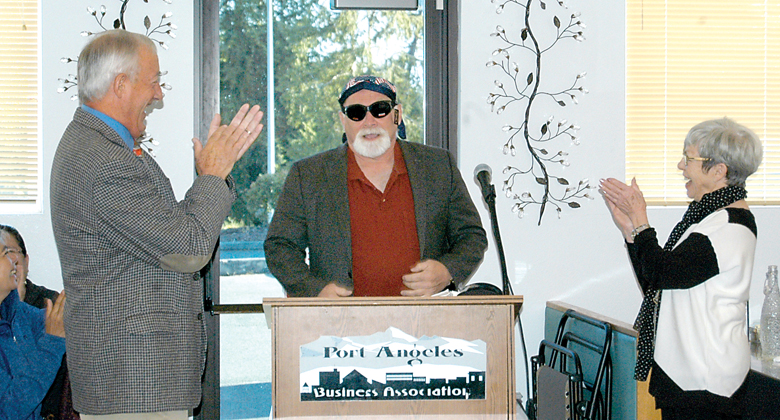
357, 127, 386, 138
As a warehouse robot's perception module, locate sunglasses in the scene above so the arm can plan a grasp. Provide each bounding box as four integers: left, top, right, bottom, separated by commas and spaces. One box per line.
342, 100, 395, 122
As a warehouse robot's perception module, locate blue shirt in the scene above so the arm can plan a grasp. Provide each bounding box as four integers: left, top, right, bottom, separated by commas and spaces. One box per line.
0, 291, 66, 420
81, 104, 135, 149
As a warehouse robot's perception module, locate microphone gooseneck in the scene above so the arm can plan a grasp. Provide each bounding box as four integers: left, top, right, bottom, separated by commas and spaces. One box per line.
473, 164, 509, 295
473, 163, 529, 413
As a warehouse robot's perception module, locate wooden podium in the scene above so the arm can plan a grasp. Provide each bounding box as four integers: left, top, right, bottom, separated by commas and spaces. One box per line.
263, 295, 523, 420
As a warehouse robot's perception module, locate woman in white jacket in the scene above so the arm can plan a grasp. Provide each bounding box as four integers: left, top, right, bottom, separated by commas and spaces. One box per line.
600, 117, 763, 419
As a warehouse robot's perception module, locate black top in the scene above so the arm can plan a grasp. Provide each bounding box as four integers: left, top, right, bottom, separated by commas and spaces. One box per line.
23, 279, 59, 309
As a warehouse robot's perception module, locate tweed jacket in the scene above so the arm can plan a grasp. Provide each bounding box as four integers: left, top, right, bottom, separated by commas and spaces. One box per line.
264, 140, 488, 297
50, 108, 235, 414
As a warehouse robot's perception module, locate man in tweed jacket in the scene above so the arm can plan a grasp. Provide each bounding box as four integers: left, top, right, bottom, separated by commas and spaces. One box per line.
50, 30, 263, 418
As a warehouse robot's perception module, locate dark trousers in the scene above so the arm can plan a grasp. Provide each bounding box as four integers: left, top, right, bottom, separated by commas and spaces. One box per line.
661, 407, 739, 420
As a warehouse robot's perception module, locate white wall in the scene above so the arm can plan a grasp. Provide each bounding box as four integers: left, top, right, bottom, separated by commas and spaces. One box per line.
10, 0, 779, 396
5, 1, 195, 291
459, 0, 780, 392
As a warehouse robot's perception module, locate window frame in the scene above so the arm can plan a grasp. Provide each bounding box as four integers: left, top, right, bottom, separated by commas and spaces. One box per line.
194, 1, 458, 418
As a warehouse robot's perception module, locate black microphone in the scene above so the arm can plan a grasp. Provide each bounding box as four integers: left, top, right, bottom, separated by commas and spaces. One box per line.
472, 163, 525, 412
472, 163, 512, 296
474, 164, 495, 202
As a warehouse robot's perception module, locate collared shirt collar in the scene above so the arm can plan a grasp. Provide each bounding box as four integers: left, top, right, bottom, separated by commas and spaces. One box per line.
81, 104, 135, 150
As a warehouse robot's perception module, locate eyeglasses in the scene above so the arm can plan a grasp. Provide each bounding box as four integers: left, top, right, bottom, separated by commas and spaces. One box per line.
2, 246, 22, 261
682, 154, 709, 167
342, 100, 395, 122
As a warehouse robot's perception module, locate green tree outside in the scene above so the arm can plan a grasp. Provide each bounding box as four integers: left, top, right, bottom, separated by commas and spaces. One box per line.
220, 0, 424, 228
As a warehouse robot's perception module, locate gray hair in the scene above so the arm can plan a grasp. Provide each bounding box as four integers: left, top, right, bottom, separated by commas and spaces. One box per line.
683, 117, 763, 187
77, 29, 157, 104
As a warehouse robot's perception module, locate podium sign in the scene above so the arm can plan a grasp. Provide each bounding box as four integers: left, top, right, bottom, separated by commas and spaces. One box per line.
263, 296, 523, 420
300, 327, 488, 402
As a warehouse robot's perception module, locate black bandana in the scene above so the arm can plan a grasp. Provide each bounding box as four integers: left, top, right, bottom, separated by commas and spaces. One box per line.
633, 185, 747, 381
338, 75, 406, 140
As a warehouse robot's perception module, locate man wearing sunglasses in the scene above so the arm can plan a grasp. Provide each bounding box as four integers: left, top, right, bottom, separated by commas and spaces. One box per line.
265, 75, 487, 298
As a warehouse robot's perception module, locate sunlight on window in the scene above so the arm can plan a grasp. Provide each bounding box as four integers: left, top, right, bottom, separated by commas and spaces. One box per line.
216, 2, 428, 417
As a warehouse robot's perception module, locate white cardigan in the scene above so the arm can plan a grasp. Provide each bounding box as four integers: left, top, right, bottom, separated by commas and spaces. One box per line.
654, 208, 756, 397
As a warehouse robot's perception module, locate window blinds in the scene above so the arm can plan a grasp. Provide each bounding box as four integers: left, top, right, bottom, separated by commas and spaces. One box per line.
0, 0, 40, 211
626, 0, 780, 205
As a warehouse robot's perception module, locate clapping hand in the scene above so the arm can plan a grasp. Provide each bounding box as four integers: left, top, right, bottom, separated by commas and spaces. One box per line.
45, 291, 66, 338
193, 104, 265, 179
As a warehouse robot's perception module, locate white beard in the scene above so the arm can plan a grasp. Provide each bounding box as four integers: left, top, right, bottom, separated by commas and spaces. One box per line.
351, 128, 392, 158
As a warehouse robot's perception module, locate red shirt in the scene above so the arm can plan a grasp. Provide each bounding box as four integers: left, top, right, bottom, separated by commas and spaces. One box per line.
348, 143, 420, 296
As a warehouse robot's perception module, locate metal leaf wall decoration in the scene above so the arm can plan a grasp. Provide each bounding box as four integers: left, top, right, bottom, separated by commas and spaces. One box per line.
487, 0, 593, 225
57, 0, 177, 156
57, 0, 177, 100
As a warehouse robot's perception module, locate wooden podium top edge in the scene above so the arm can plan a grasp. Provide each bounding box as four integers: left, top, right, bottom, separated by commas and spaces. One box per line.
262, 295, 523, 309
261, 296, 523, 329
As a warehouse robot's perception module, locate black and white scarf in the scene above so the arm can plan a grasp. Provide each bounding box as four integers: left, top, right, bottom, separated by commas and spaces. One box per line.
633, 185, 747, 381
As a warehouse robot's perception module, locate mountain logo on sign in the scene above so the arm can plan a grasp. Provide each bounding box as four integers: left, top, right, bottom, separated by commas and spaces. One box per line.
299, 327, 486, 401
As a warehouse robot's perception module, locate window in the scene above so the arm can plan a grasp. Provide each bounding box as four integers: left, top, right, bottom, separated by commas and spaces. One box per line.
626, 0, 780, 205
0, 0, 40, 213
218, 1, 428, 226
196, 1, 457, 418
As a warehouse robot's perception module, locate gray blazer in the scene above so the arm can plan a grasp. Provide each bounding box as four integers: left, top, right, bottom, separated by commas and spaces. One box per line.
264, 140, 488, 297
50, 108, 234, 414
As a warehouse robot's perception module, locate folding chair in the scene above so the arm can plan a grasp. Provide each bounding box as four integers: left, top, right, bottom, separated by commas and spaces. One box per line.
531, 340, 585, 419
529, 309, 613, 420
